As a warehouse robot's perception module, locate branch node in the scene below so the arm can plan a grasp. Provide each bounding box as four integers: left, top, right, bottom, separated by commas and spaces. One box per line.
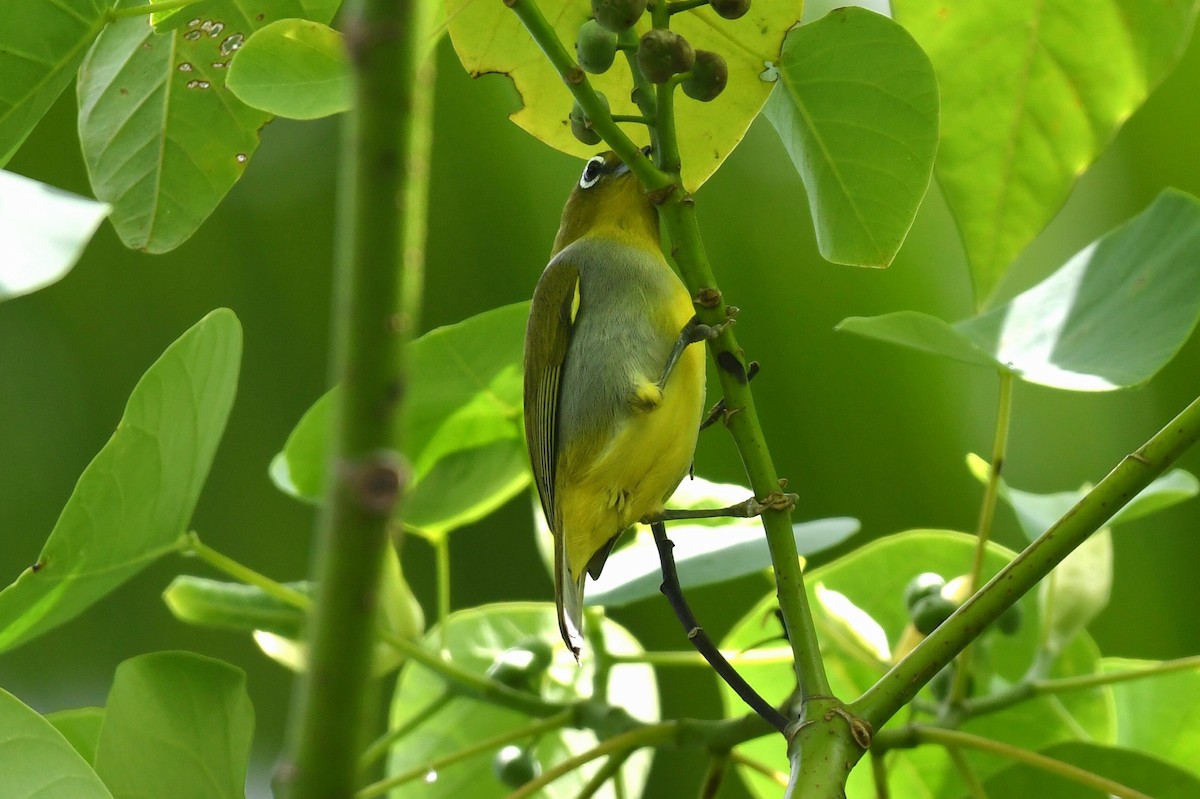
564, 65, 586, 85
647, 183, 679, 205
340, 450, 408, 516
694, 287, 722, 308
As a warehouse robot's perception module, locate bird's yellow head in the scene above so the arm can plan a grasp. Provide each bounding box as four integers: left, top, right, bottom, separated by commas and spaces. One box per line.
551, 151, 659, 255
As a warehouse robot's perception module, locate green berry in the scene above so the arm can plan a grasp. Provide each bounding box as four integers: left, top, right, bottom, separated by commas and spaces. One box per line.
636, 29, 694, 84
903, 572, 945, 612
569, 91, 609, 146
486, 637, 554, 692
911, 594, 958, 636
577, 19, 618, 74
929, 663, 954, 702
591, 0, 646, 33
493, 745, 541, 788
710, 0, 751, 20
681, 50, 727, 101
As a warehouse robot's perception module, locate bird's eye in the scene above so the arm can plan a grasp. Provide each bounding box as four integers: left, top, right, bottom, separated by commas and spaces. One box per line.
579, 156, 606, 189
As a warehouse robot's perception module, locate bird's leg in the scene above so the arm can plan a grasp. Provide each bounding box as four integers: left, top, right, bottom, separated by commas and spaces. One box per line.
656, 315, 729, 391
651, 521, 790, 734
641, 489, 797, 524
699, 360, 760, 431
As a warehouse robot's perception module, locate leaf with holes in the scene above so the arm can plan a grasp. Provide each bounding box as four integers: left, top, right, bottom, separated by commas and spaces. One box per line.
77, 0, 340, 252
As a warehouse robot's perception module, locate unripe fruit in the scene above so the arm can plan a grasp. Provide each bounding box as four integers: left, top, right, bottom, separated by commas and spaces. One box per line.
486, 637, 554, 692
591, 0, 646, 32
710, 0, 751, 20
682, 50, 728, 101
637, 29, 694, 84
493, 745, 541, 788
903, 572, 946, 612
997, 601, 1024, 635
911, 594, 958, 635
569, 91, 609, 145
577, 19, 618, 74
928, 663, 954, 702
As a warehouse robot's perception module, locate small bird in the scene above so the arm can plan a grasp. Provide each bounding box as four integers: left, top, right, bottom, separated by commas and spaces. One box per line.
524, 151, 707, 657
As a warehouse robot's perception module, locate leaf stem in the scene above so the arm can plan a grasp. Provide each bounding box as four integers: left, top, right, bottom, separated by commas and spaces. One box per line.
945, 745, 988, 799
878, 726, 1151, 799
868, 750, 889, 799
434, 535, 451, 627
358, 690, 453, 770
183, 532, 310, 609
356, 709, 574, 798
575, 750, 634, 799
669, 0, 711, 13
278, 0, 433, 792
851, 393, 1200, 730
503, 723, 677, 799
951, 370, 1014, 704
730, 750, 789, 787
107, 0, 198, 19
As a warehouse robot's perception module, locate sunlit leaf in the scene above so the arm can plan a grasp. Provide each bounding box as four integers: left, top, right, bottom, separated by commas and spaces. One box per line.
386, 603, 655, 798
226, 19, 351, 119
892, 0, 1200, 304
0, 310, 241, 653
273, 303, 529, 540
77, 0, 341, 252
838, 190, 1200, 390
445, 0, 803, 190
764, 7, 938, 267
0, 170, 109, 300
0, 689, 111, 799
93, 652, 254, 798
0, 0, 112, 167
1102, 657, 1200, 776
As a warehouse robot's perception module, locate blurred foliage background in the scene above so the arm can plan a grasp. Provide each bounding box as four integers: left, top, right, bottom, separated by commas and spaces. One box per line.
3, 4, 1199, 795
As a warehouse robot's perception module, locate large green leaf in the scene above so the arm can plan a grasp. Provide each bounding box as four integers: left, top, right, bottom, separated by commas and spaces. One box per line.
0, 170, 110, 300
764, 7, 938, 267
386, 603, 655, 798
0, 0, 113, 166
892, 0, 1200, 304
981, 742, 1200, 798
720, 531, 1114, 799
1103, 658, 1200, 777
225, 19, 351, 119
0, 310, 241, 653
272, 302, 529, 541
838, 190, 1200, 390
0, 689, 112, 799
77, 0, 340, 252
445, 0, 803, 190
93, 652, 254, 799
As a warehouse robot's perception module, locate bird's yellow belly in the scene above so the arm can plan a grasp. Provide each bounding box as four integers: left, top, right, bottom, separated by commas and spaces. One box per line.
558, 340, 705, 577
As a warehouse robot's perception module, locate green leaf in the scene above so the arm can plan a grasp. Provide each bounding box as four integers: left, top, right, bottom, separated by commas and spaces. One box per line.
0, 689, 112, 799
764, 7, 938, 267
46, 708, 105, 767
0, 171, 110, 300
225, 19, 351, 119
720, 530, 1113, 799
981, 741, 1200, 798
1102, 658, 1200, 775
0, 309, 241, 653
77, 0, 340, 252
163, 575, 311, 637
0, 0, 112, 167
273, 303, 529, 541
838, 190, 1200, 390
386, 603, 655, 798
93, 652, 254, 799
966, 453, 1198, 539
536, 477, 859, 607
445, 0, 803, 190
892, 0, 1200, 304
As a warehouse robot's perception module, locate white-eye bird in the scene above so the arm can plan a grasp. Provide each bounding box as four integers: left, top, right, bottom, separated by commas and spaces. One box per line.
524, 151, 706, 658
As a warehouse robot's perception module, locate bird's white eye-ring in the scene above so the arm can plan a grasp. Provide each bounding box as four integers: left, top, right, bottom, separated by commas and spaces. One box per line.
579, 156, 606, 189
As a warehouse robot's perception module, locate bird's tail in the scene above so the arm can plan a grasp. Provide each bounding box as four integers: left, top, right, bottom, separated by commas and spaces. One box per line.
555, 532, 586, 661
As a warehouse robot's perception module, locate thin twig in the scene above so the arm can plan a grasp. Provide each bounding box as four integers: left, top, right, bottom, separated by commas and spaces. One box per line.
652, 522, 789, 733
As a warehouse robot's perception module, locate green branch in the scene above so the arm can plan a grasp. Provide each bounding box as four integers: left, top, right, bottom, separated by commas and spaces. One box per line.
278, 0, 433, 792
877, 726, 1152, 799
852, 394, 1200, 730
